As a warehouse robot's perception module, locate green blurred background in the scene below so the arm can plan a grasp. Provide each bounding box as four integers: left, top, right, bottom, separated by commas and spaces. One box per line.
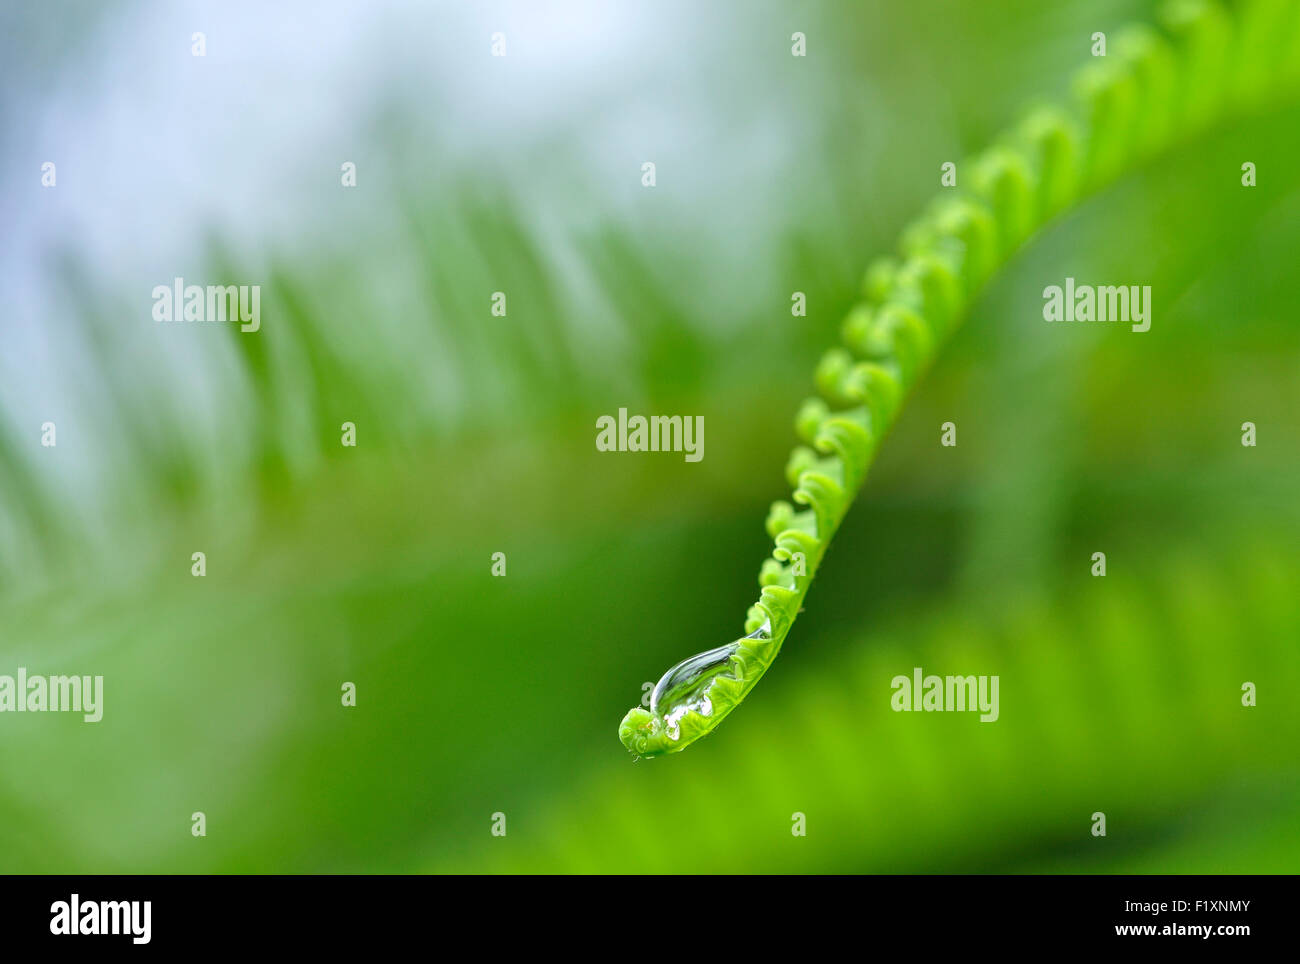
1, 0, 1296, 873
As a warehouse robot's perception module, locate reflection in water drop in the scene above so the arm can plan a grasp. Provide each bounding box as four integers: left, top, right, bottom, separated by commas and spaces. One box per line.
651, 620, 771, 740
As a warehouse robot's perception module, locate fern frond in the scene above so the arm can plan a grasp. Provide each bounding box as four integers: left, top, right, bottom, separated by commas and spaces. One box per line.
620, 0, 1300, 756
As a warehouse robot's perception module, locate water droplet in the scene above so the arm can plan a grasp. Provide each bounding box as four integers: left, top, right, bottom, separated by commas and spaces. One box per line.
650, 643, 738, 717
648, 620, 771, 738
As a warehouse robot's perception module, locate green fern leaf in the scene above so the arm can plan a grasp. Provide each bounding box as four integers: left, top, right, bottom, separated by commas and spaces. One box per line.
620, 0, 1300, 756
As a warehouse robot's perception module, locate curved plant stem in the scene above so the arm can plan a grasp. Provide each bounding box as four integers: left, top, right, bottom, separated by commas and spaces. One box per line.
620, 0, 1300, 757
